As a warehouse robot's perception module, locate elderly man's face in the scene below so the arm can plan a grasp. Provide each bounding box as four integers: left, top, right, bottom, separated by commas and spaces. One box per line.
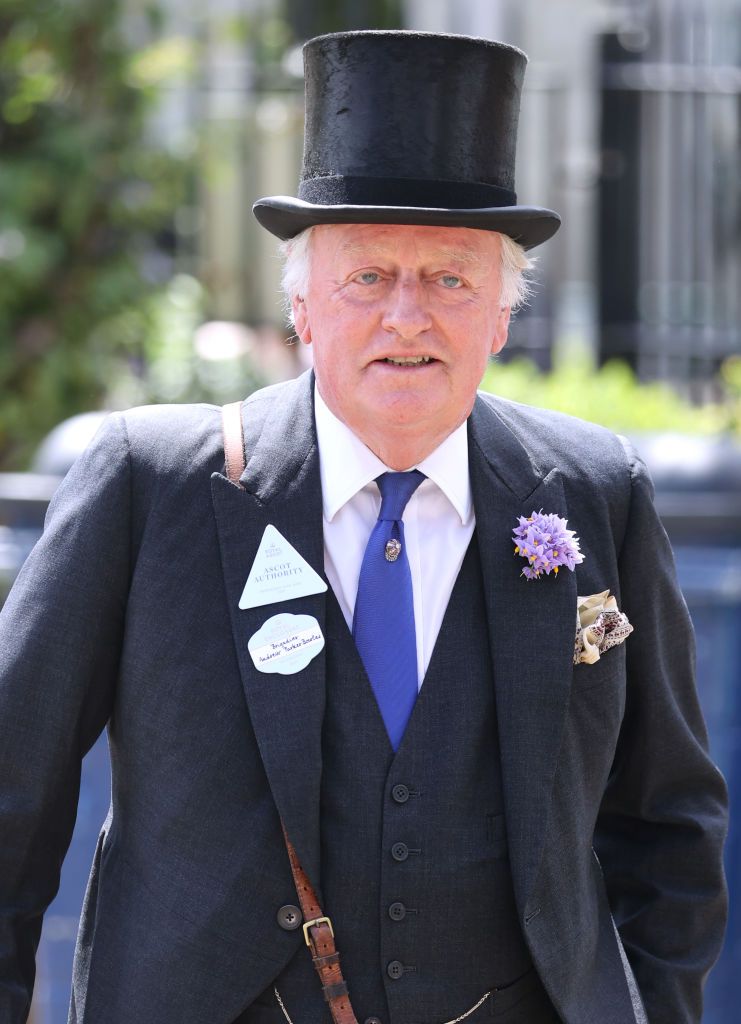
293, 223, 511, 462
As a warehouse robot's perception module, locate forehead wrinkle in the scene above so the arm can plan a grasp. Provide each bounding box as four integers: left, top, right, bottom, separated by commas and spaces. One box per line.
335, 240, 488, 266
336, 241, 389, 260
436, 247, 486, 266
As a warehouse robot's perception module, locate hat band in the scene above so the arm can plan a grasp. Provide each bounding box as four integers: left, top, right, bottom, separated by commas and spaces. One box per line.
298, 175, 517, 210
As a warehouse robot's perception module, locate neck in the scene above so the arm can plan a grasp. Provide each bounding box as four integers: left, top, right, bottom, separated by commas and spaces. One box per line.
358, 425, 455, 470
313, 383, 471, 470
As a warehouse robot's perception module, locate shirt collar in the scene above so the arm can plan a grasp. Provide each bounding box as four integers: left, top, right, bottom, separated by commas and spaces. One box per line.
314, 385, 473, 526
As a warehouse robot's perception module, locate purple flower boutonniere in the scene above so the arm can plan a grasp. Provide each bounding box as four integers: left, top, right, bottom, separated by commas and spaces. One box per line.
512, 510, 584, 580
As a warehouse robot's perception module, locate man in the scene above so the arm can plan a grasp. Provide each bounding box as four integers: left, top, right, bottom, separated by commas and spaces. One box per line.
0, 30, 728, 1024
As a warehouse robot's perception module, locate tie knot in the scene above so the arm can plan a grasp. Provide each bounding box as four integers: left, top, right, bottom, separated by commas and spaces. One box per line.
377, 470, 425, 522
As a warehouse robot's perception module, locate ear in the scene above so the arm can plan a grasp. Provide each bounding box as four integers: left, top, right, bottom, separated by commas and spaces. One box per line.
490, 305, 511, 356
292, 296, 312, 344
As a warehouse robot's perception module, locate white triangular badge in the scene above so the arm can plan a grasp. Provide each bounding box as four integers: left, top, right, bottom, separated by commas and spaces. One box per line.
238, 524, 328, 610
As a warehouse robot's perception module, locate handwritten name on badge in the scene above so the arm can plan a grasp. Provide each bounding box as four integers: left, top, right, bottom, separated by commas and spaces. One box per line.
239, 524, 327, 610
248, 613, 325, 675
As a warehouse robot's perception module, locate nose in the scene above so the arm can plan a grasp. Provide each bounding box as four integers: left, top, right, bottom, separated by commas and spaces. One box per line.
381, 278, 432, 338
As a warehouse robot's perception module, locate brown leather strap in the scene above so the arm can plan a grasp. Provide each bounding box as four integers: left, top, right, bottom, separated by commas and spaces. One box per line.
222, 401, 246, 485
220, 403, 359, 1024
282, 826, 359, 1024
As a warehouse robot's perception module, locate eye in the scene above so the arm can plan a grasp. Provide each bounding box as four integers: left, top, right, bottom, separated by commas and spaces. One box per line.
439, 274, 463, 289
354, 271, 382, 285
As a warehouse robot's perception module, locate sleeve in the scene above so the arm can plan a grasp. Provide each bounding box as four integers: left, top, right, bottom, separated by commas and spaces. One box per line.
592, 440, 729, 1024
0, 413, 132, 1022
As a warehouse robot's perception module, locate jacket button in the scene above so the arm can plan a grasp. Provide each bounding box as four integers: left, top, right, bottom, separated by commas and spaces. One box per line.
391, 842, 409, 862
387, 960, 404, 980
364, 1018, 383, 1024
276, 904, 302, 931
388, 901, 406, 921
391, 783, 410, 803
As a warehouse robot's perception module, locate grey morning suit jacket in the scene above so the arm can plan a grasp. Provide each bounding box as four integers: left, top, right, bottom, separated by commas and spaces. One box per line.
0, 370, 728, 1024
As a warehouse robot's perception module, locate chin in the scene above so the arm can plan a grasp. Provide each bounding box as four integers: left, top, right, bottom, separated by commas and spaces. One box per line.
370, 395, 438, 425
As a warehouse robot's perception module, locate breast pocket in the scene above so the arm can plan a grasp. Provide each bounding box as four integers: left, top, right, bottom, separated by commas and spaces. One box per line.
571, 643, 626, 695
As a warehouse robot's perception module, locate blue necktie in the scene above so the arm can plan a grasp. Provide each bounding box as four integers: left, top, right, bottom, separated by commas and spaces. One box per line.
353, 471, 425, 751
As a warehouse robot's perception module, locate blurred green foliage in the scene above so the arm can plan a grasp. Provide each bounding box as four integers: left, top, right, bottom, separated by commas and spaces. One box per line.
0, 0, 194, 468
481, 356, 741, 437
99, 274, 267, 412
0, 0, 407, 471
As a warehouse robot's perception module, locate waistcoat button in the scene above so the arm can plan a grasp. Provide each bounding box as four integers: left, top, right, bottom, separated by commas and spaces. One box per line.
388, 901, 406, 921
391, 842, 409, 862
276, 904, 302, 931
391, 783, 410, 803
387, 960, 404, 980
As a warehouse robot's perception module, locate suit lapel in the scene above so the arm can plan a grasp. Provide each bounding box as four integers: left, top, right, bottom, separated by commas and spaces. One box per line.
469, 394, 577, 908
211, 373, 326, 890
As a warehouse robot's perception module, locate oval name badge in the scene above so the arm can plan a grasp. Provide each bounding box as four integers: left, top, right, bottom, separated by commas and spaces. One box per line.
248, 612, 325, 675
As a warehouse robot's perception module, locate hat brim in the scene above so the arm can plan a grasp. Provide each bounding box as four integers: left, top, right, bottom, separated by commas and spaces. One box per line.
253, 197, 560, 250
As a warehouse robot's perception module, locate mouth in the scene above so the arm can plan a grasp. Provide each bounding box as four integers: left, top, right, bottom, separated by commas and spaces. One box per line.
378, 356, 436, 367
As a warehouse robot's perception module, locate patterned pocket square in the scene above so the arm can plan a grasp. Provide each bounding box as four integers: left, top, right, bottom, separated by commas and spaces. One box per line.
573, 590, 633, 666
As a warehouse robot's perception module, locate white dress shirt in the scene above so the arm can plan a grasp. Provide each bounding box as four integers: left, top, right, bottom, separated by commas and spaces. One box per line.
314, 387, 476, 688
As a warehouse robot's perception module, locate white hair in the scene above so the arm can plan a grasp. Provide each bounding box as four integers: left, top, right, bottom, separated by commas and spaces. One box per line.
278, 225, 536, 326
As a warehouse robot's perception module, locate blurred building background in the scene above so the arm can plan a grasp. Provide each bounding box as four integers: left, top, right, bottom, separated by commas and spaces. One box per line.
173, 0, 741, 389
0, 0, 739, 1021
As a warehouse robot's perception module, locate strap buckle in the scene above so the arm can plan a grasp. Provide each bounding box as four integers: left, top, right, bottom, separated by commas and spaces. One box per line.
303, 915, 334, 946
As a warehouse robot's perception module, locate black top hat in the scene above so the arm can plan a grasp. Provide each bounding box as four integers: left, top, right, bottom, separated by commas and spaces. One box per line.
253, 31, 560, 250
